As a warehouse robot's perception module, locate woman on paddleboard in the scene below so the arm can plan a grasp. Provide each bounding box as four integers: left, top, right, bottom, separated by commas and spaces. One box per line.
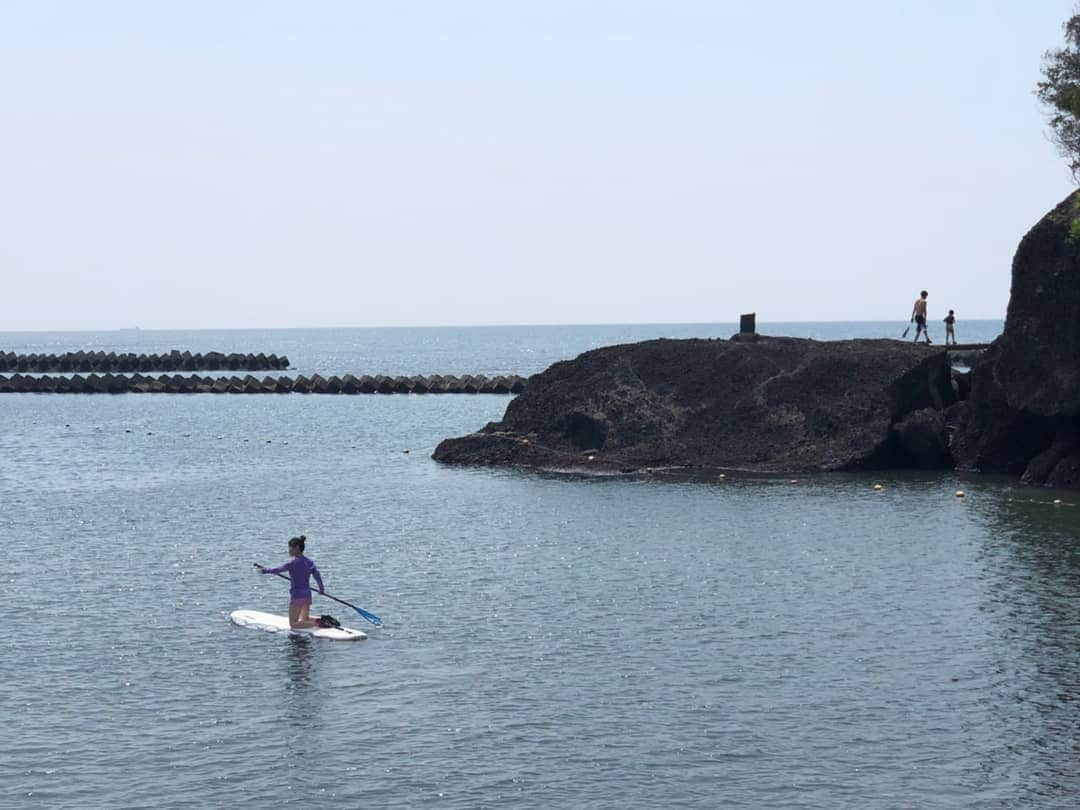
257, 535, 327, 629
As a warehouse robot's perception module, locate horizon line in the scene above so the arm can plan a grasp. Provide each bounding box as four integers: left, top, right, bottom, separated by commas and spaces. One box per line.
0, 317, 1007, 335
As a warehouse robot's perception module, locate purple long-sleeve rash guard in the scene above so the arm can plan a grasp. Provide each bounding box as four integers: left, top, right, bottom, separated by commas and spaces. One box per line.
263, 555, 324, 599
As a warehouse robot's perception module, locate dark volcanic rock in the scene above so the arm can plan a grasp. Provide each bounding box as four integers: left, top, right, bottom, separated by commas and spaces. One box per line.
952, 369, 971, 401
1044, 453, 1080, 488
950, 343, 1056, 475
952, 190, 1080, 484
892, 408, 951, 469
990, 192, 1080, 416
434, 336, 956, 473
1020, 425, 1080, 486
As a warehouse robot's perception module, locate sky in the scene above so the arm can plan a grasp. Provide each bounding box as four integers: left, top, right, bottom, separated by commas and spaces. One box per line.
1, 0, 1076, 330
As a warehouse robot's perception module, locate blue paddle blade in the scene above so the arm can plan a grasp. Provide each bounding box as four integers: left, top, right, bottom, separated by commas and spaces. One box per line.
354, 606, 382, 627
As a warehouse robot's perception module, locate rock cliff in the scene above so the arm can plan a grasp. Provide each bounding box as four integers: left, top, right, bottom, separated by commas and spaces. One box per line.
952, 190, 1080, 486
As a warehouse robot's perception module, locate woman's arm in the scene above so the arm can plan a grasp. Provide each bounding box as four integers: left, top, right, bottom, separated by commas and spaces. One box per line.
311, 564, 325, 593
261, 559, 293, 575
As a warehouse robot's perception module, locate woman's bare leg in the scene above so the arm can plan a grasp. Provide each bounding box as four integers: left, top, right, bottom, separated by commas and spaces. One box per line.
289, 600, 318, 628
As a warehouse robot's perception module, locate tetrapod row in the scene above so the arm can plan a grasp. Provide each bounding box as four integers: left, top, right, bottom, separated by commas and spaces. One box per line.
0, 373, 528, 394
0, 350, 289, 373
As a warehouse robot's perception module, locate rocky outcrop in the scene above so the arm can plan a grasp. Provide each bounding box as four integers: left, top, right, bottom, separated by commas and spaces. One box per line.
429, 191, 1080, 484
892, 408, 951, 469
1020, 425, 1080, 487
433, 337, 956, 474
952, 190, 1080, 484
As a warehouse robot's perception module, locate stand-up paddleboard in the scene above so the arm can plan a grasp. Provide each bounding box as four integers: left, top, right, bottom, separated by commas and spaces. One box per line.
230, 609, 367, 641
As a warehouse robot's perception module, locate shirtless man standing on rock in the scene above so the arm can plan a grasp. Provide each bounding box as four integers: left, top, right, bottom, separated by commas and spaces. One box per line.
910, 290, 932, 344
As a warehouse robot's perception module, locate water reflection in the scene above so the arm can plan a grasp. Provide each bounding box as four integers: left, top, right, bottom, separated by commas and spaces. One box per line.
280, 636, 327, 736
966, 487, 1080, 802
285, 636, 316, 688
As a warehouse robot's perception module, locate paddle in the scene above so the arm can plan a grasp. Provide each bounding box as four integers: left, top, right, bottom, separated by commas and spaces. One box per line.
901, 322, 911, 338
254, 563, 383, 626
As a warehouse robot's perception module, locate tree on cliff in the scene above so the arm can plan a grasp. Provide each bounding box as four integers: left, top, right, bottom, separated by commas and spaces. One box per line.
1038, 10, 1080, 178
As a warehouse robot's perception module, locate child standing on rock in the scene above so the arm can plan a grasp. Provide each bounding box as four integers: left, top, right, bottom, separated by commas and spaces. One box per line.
944, 310, 957, 345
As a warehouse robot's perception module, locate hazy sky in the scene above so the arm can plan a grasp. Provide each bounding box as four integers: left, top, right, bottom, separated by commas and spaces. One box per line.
2, 1, 1076, 330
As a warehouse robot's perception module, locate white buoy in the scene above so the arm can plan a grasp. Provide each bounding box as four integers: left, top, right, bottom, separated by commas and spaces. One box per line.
1054, 498, 1063, 506
873, 483, 883, 491
955, 490, 966, 498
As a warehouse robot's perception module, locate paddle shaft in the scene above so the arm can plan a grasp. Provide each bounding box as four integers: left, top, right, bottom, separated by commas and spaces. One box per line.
255, 563, 381, 625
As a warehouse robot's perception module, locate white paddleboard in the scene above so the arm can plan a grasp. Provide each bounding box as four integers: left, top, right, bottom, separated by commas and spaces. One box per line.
230, 609, 367, 641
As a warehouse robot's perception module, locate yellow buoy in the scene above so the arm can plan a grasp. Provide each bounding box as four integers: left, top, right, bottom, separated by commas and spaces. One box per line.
955, 490, 965, 498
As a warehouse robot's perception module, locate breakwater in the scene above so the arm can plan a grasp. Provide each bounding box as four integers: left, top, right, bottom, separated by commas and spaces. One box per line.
0, 373, 527, 394
0, 350, 289, 373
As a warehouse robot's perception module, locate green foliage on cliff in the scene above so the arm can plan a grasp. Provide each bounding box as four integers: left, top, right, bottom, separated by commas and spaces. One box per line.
1068, 214, 1080, 247
1064, 194, 1080, 248
1038, 11, 1080, 180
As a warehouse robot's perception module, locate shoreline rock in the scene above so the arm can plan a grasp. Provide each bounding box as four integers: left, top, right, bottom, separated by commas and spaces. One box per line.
434, 336, 956, 474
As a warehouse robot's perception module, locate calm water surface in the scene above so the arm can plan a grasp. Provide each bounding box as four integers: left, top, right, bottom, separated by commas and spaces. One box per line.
3, 322, 1079, 809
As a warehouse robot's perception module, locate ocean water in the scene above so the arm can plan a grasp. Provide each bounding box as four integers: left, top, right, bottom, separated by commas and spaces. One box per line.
4, 321, 1079, 809
0, 319, 1003, 377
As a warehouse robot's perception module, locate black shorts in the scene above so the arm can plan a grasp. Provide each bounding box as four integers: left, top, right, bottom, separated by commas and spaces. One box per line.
915, 314, 926, 326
